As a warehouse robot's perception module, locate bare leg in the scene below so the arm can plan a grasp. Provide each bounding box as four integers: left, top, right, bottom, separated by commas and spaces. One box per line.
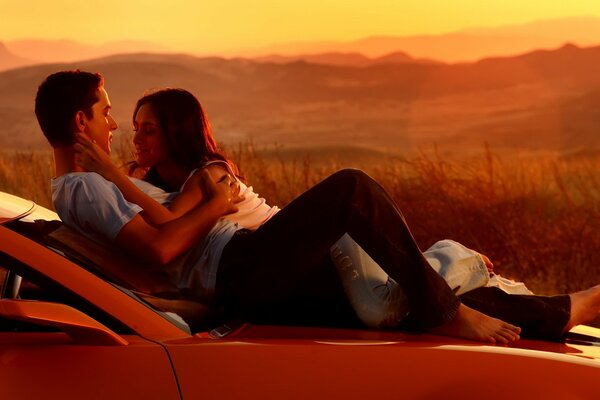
431, 304, 521, 344
565, 285, 600, 331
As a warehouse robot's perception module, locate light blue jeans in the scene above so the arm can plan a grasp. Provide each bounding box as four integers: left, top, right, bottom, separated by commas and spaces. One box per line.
330, 235, 526, 328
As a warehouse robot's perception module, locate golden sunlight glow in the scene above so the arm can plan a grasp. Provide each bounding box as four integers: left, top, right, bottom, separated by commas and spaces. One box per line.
2, 0, 600, 56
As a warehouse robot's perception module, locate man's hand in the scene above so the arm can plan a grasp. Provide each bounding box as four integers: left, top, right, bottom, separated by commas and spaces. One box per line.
74, 133, 118, 180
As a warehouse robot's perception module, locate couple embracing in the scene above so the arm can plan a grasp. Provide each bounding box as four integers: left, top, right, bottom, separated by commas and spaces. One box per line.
35, 70, 600, 344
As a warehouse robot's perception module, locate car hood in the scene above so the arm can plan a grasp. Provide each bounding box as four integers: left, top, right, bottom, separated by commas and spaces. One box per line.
186, 323, 600, 367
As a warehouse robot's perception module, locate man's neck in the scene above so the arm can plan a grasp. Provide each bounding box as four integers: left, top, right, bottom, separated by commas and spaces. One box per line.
53, 146, 85, 177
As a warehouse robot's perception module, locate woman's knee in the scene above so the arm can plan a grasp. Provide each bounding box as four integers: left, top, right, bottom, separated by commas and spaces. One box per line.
329, 168, 373, 187
322, 169, 386, 206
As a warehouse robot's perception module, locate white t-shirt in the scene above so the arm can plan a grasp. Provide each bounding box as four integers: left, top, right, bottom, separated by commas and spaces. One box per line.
132, 162, 280, 230
188, 161, 280, 230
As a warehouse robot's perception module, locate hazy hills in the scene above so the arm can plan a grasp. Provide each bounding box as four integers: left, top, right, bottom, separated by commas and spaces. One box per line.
0, 43, 36, 71
3, 16, 600, 72
0, 39, 168, 71
253, 51, 441, 67
246, 16, 600, 62
1, 43, 600, 153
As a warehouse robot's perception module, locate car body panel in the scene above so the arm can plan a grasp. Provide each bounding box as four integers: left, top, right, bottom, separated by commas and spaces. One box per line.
1, 190, 600, 399
0, 225, 188, 341
167, 340, 599, 399
167, 325, 600, 399
0, 333, 180, 400
0, 299, 129, 346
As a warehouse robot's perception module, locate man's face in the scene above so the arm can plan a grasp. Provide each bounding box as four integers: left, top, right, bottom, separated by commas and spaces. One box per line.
83, 86, 118, 154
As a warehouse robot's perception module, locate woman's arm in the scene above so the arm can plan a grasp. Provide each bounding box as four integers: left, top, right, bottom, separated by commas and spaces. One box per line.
75, 134, 176, 226
75, 134, 239, 226
116, 169, 241, 265
167, 164, 234, 218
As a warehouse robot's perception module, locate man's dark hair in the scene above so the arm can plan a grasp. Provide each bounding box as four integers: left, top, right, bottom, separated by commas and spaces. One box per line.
34, 70, 104, 147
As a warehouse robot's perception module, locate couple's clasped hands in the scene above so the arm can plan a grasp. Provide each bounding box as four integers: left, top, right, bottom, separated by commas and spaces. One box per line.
74, 132, 244, 217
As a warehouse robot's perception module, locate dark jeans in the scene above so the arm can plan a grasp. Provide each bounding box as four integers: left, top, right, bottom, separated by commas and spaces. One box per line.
216, 169, 460, 329
460, 287, 570, 340
215, 169, 571, 338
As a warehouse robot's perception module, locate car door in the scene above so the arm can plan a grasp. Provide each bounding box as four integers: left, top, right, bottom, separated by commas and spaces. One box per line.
0, 264, 182, 400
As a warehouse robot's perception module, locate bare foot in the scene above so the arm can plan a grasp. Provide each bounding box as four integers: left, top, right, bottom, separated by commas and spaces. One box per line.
431, 304, 521, 344
565, 284, 600, 331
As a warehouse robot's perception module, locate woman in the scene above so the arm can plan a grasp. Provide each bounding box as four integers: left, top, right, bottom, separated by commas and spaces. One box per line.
75, 89, 599, 341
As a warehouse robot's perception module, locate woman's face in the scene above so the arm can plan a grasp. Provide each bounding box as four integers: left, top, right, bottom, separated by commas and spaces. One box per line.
132, 103, 170, 168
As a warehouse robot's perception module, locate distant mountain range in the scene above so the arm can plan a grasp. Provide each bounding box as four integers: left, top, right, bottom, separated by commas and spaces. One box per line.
0, 43, 36, 71
0, 43, 442, 72
243, 16, 600, 62
3, 16, 600, 73
253, 51, 441, 67
0, 39, 168, 71
2, 42, 600, 153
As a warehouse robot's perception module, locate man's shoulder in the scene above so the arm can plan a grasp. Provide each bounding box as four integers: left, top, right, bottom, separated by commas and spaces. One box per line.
53, 172, 122, 204
54, 172, 116, 192
54, 171, 108, 185
52, 171, 142, 241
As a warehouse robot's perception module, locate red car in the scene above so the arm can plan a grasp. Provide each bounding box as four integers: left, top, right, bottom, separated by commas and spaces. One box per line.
1, 191, 599, 399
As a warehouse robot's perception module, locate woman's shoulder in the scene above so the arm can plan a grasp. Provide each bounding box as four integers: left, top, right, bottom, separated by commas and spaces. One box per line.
203, 160, 237, 175
196, 161, 232, 183
180, 165, 228, 192
180, 160, 238, 192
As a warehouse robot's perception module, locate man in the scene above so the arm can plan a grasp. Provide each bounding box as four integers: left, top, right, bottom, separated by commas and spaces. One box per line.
35, 70, 241, 300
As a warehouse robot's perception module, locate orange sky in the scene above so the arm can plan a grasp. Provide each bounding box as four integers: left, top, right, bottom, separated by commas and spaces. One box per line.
2, 0, 600, 55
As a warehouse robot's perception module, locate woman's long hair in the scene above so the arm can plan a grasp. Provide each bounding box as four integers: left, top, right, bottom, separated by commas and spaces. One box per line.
130, 88, 239, 191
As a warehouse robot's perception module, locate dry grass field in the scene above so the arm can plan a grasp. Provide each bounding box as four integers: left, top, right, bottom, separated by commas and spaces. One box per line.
2, 143, 600, 295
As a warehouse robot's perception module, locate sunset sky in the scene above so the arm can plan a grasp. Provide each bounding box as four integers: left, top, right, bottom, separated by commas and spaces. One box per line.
2, 0, 600, 55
